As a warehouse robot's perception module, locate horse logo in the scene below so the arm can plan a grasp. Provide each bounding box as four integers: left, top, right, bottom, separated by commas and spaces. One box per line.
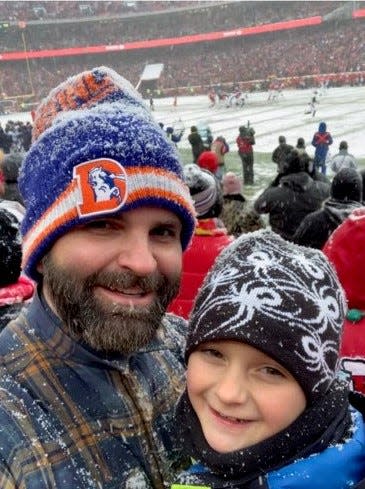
73, 158, 128, 217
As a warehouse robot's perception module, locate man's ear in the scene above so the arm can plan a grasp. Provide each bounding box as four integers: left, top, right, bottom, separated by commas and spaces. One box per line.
36, 259, 44, 274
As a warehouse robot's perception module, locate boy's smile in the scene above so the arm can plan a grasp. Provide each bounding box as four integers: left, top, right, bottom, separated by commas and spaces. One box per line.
187, 340, 306, 453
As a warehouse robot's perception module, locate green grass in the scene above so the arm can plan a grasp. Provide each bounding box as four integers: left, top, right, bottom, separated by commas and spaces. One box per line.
178, 148, 365, 200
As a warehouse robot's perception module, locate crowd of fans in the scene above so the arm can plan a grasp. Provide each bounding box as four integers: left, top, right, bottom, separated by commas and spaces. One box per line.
0, 0, 200, 22
0, 1, 349, 52
1, 17, 364, 104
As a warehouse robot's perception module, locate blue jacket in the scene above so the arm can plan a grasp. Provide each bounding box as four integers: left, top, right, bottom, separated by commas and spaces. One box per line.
175, 406, 365, 488
0, 292, 187, 488
311, 122, 333, 162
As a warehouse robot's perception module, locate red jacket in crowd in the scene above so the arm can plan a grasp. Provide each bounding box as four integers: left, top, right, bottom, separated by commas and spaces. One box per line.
323, 208, 365, 395
168, 218, 233, 320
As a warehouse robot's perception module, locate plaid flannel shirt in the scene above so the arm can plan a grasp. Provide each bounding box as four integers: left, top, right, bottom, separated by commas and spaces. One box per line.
0, 292, 187, 489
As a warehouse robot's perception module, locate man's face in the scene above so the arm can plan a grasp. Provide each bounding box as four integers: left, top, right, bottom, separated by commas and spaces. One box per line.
39, 207, 183, 354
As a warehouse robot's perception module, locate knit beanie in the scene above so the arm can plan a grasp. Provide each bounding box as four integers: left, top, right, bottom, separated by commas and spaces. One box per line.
184, 164, 222, 219
330, 167, 362, 202
186, 230, 346, 404
0, 207, 22, 287
197, 151, 219, 174
222, 172, 242, 195
18, 66, 196, 280
282, 149, 306, 174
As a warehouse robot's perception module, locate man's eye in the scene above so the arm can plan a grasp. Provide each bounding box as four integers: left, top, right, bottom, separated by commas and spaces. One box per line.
151, 226, 178, 238
84, 220, 112, 230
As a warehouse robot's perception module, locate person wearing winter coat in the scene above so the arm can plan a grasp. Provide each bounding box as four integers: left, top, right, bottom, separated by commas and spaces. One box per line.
323, 208, 365, 396
220, 171, 265, 237
311, 121, 333, 175
293, 167, 363, 249
0, 201, 34, 330
271, 135, 293, 173
168, 164, 233, 320
0, 67, 197, 488
330, 140, 358, 173
211, 136, 229, 180
173, 230, 365, 489
188, 125, 205, 163
236, 125, 255, 185
0, 151, 25, 204
254, 150, 330, 241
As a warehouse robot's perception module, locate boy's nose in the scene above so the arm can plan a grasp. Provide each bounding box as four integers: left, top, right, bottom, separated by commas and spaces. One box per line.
215, 370, 249, 405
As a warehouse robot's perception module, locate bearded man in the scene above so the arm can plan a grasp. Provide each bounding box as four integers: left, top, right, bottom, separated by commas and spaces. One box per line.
0, 67, 196, 489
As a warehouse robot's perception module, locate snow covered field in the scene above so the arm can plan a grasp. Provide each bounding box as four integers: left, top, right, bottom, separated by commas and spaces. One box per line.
2, 84, 364, 197
152, 85, 365, 159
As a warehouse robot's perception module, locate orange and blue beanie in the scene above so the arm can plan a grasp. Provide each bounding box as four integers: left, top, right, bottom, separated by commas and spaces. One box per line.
19, 66, 196, 280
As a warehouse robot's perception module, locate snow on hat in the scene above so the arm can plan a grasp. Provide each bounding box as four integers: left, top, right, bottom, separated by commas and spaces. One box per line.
186, 230, 347, 403
184, 163, 222, 219
19, 66, 196, 280
222, 172, 242, 195
197, 151, 218, 174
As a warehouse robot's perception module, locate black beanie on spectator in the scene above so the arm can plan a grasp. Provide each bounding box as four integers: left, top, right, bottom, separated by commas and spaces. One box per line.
331, 168, 362, 202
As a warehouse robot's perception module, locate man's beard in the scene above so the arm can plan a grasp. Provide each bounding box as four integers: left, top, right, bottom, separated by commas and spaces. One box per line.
42, 255, 180, 354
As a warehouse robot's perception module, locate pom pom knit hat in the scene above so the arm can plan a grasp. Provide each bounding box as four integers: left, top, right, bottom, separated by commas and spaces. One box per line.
19, 67, 196, 280
186, 230, 347, 404
183, 164, 222, 219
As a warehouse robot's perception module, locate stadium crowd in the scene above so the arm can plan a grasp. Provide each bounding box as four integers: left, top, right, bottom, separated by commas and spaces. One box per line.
1, 17, 364, 104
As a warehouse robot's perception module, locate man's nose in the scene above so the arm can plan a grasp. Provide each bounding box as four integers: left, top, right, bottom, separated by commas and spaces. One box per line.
116, 235, 157, 276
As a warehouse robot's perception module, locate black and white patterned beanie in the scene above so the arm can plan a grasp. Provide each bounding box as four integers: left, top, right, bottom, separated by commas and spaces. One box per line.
186, 230, 347, 404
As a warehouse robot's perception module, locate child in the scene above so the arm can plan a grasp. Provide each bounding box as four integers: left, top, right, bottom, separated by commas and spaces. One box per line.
173, 230, 365, 488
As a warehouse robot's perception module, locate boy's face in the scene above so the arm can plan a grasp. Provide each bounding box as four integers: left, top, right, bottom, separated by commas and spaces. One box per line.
187, 340, 306, 453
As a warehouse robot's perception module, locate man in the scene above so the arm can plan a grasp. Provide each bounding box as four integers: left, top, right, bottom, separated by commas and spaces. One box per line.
271, 135, 293, 174
293, 167, 363, 249
0, 67, 196, 488
254, 150, 329, 241
236, 124, 255, 185
330, 140, 358, 173
311, 121, 333, 175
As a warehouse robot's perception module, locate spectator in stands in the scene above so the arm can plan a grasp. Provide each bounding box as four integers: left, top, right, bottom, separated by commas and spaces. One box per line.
323, 208, 365, 395
197, 150, 219, 176
330, 141, 358, 173
293, 167, 363, 249
295, 137, 307, 156
211, 135, 229, 180
236, 124, 255, 185
254, 150, 330, 241
0, 201, 34, 330
0, 67, 197, 488
168, 163, 233, 319
311, 121, 333, 175
0, 151, 24, 204
0, 125, 12, 154
220, 171, 265, 237
188, 125, 205, 163
272, 135, 293, 173
174, 230, 365, 489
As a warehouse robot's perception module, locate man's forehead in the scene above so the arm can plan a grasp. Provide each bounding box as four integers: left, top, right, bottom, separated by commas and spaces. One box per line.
89, 207, 182, 226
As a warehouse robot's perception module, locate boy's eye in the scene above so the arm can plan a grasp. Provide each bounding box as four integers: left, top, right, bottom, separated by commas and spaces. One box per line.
199, 347, 223, 359
261, 366, 284, 377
